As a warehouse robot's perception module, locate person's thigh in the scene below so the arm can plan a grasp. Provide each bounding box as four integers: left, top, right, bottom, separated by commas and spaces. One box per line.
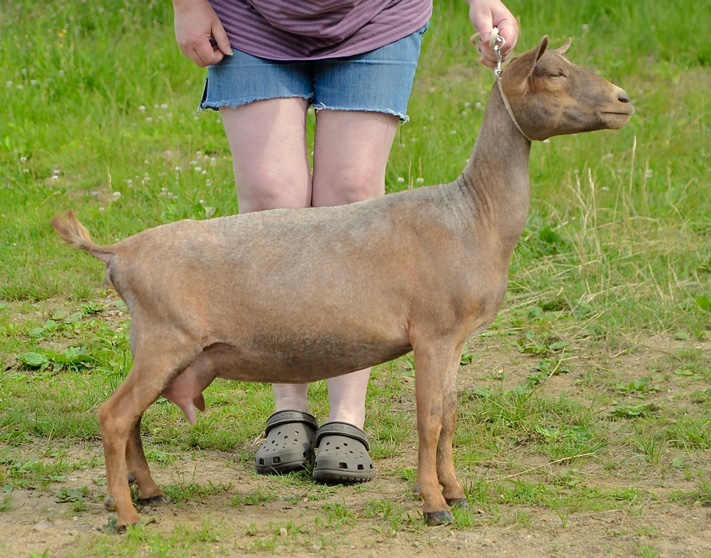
221, 99, 312, 212
201, 49, 315, 212
312, 110, 397, 207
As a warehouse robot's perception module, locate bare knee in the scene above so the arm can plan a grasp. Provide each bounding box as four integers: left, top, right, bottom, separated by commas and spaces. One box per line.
312, 165, 386, 207
236, 170, 312, 213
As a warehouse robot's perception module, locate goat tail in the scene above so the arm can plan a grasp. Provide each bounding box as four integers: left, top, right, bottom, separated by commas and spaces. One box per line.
51, 210, 115, 263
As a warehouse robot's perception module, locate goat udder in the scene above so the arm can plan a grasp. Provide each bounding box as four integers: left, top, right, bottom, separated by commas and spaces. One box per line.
160, 369, 207, 425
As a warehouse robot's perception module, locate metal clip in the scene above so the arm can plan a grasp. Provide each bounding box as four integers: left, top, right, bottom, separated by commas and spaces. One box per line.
490, 27, 506, 78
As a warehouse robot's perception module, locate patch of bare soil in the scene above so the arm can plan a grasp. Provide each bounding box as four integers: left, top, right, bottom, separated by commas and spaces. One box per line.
3, 335, 711, 557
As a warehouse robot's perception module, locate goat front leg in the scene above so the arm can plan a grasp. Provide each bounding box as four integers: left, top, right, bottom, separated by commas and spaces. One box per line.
99, 359, 167, 531
413, 340, 460, 525
125, 416, 164, 506
437, 344, 467, 509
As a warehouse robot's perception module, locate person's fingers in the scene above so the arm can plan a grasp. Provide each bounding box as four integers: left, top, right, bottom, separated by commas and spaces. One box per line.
496, 20, 519, 58
193, 40, 224, 67
211, 20, 233, 56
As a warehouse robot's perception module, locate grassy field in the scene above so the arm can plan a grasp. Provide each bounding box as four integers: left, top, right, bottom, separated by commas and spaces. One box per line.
1, 0, 710, 556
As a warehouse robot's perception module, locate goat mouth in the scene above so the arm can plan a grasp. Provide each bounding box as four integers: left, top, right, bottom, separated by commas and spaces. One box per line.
602, 105, 634, 116
599, 110, 633, 129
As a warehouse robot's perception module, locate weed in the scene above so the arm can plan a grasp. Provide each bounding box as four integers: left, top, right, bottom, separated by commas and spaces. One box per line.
0, 496, 11, 512
321, 501, 357, 527
230, 485, 279, 507
610, 403, 660, 419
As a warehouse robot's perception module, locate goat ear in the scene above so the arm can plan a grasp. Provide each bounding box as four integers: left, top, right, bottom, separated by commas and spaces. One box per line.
534, 36, 549, 63
556, 38, 573, 54
504, 35, 549, 88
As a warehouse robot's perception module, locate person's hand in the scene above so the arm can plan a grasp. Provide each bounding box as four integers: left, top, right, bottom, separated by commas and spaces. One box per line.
468, 0, 519, 68
172, 0, 233, 67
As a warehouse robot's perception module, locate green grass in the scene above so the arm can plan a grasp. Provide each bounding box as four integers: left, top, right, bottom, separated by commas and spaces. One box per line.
1, 0, 710, 555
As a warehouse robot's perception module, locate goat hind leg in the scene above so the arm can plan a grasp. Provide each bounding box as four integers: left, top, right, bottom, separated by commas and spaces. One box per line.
100, 359, 167, 530
125, 415, 164, 505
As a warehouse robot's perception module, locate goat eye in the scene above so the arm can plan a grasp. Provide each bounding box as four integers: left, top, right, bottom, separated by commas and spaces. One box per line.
549, 71, 565, 79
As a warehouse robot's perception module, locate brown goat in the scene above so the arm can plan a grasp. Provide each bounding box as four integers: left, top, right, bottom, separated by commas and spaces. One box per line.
51, 36, 633, 530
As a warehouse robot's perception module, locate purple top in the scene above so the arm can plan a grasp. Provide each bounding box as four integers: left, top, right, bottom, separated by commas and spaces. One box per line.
209, 0, 432, 60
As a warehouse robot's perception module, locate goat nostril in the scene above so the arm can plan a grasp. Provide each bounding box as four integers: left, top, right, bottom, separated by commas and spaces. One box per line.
618, 92, 630, 104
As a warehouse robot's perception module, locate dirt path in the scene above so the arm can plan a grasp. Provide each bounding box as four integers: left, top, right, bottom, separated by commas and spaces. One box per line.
3, 443, 711, 557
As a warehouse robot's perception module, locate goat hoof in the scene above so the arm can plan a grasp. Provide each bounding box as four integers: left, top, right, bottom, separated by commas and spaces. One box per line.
138, 494, 167, 507
127, 472, 136, 485
424, 510, 454, 526
445, 497, 469, 509
412, 483, 422, 496
104, 495, 117, 512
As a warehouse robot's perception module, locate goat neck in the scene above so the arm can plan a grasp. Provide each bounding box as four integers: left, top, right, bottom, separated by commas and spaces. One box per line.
457, 74, 532, 252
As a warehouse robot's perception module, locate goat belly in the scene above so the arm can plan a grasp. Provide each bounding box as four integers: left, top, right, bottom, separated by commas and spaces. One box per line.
197, 336, 412, 384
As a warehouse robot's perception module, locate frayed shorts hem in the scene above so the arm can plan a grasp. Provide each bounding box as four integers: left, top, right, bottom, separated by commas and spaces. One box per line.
198, 94, 314, 113
200, 95, 409, 123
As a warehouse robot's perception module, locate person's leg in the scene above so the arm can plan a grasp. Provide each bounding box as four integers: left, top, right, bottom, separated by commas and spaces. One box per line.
220, 98, 314, 415
220, 98, 312, 213
203, 50, 325, 474
220, 99, 322, 474
308, 110, 398, 483
312, 109, 399, 429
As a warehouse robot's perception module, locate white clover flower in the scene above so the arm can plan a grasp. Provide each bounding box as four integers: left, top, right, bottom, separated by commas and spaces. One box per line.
397, 177, 405, 183
138, 105, 146, 112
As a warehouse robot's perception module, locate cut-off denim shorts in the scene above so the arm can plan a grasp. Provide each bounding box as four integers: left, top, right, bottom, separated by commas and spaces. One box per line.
199, 24, 428, 122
